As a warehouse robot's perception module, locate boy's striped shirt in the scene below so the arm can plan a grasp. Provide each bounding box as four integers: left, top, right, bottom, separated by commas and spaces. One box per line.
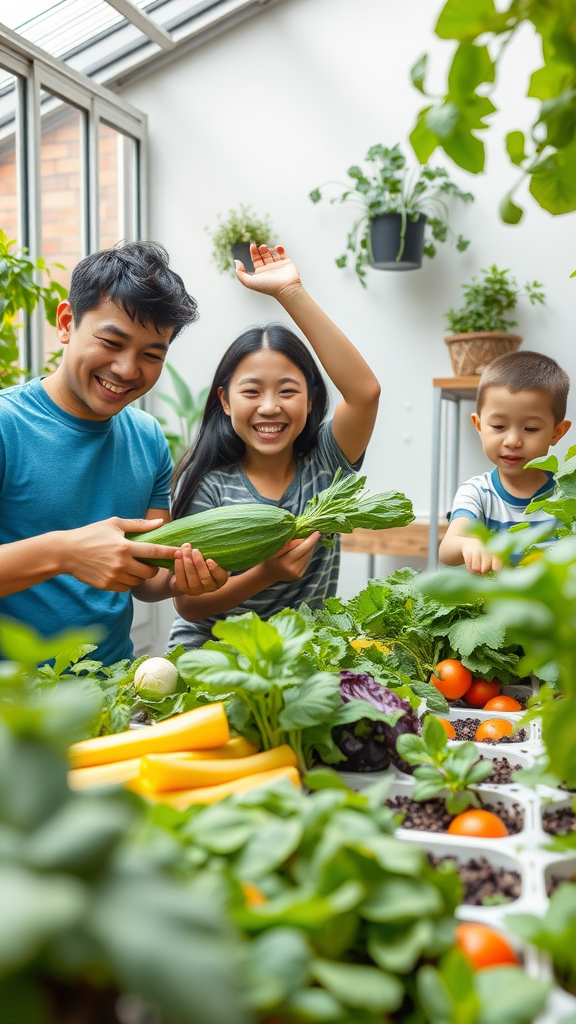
450, 467, 556, 532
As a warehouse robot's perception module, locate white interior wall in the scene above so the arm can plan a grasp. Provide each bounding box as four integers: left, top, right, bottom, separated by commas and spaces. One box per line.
121, 0, 576, 647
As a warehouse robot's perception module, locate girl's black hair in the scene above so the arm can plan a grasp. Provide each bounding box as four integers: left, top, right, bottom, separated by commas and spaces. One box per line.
171, 323, 329, 520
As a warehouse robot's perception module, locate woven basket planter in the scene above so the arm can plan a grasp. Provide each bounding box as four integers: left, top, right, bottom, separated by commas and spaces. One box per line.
444, 331, 523, 376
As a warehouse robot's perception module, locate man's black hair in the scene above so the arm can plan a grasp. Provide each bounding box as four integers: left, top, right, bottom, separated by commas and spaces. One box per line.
68, 241, 199, 341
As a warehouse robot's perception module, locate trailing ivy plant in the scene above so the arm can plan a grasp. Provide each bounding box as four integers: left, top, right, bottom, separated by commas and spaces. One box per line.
0, 229, 68, 388
445, 265, 545, 334
310, 143, 473, 286
410, 0, 576, 225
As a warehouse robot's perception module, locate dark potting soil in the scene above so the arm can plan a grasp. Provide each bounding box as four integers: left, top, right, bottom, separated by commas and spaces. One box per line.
547, 872, 576, 897
428, 854, 522, 905
452, 718, 528, 744
386, 795, 524, 834
481, 756, 523, 786
543, 805, 576, 836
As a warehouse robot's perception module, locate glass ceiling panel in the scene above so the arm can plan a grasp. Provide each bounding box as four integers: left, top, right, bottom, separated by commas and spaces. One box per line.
0, 1, 263, 87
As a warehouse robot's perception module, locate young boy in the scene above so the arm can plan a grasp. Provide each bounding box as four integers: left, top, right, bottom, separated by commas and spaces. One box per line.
439, 350, 571, 574
0, 242, 228, 663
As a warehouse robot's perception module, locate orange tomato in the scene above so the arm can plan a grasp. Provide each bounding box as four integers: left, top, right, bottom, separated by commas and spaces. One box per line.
241, 881, 267, 907
483, 695, 522, 712
464, 678, 501, 708
456, 922, 519, 970
475, 718, 514, 742
448, 809, 509, 838
432, 660, 472, 700
437, 718, 456, 739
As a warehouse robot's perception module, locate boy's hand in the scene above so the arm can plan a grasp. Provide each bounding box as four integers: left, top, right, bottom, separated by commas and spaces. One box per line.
171, 543, 230, 596
234, 244, 301, 299
461, 537, 502, 575
261, 532, 320, 583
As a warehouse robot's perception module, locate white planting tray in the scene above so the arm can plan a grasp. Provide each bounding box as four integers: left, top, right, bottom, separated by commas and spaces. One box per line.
335, 673, 576, 1021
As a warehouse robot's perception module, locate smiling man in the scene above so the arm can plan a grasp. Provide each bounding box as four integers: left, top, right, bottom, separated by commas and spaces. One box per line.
0, 242, 228, 663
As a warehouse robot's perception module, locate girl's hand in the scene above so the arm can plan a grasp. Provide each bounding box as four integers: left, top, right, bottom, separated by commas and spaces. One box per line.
261, 532, 320, 583
234, 244, 301, 299
171, 543, 230, 596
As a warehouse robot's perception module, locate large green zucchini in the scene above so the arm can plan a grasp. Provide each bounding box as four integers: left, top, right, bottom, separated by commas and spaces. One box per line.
128, 504, 296, 571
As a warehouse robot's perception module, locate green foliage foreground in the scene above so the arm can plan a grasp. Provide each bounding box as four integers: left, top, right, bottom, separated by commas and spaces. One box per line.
0, 619, 548, 1024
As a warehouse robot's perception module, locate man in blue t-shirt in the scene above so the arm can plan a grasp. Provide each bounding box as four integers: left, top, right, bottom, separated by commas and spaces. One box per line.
0, 242, 228, 664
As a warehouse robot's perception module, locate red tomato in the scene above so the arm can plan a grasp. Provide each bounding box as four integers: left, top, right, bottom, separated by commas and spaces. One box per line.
431, 660, 472, 700
456, 922, 519, 970
464, 678, 501, 708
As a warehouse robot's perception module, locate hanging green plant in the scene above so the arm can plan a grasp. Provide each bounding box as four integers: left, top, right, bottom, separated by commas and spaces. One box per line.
206, 205, 275, 276
310, 143, 473, 287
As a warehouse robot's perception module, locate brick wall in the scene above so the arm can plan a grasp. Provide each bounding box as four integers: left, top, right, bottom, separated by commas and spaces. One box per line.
0, 111, 121, 357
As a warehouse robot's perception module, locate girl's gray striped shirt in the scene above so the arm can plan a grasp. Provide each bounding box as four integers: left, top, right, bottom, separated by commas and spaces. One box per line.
167, 420, 363, 650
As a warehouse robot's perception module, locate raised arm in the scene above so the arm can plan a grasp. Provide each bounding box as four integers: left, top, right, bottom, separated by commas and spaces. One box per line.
235, 244, 380, 464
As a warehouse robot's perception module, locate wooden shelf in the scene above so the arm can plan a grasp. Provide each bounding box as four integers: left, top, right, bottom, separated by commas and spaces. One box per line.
433, 376, 480, 402
342, 521, 448, 559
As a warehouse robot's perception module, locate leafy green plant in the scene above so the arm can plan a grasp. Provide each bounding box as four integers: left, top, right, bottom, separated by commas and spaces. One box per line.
396, 714, 493, 814
207, 205, 275, 276
445, 265, 545, 334
177, 609, 405, 774
300, 569, 521, 711
0, 619, 249, 1024
0, 229, 68, 388
508, 881, 576, 999
156, 361, 209, 463
523, 445, 576, 538
410, 0, 576, 224
151, 768, 545, 1024
417, 947, 549, 1024
310, 143, 473, 286
419, 534, 576, 792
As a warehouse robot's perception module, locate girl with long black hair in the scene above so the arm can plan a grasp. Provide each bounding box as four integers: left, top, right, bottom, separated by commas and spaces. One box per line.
167, 243, 381, 649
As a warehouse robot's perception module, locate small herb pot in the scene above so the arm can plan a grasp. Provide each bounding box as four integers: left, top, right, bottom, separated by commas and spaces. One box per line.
369, 212, 426, 271
444, 331, 523, 376
230, 242, 255, 274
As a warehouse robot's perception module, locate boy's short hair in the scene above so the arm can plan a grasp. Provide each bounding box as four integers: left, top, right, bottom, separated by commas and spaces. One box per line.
477, 350, 570, 423
69, 241, 199, 341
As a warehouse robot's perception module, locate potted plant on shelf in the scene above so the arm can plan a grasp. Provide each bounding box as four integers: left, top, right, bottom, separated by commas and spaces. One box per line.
444, 264, 545, 376
207, 204, 275, 276
309, 143, 473, 286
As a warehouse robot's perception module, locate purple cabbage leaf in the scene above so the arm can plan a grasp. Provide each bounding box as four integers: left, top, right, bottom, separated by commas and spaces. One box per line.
334, 671, 421, 773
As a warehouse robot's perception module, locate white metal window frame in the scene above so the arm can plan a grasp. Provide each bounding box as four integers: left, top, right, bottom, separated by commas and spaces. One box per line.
0, 23, 148, 375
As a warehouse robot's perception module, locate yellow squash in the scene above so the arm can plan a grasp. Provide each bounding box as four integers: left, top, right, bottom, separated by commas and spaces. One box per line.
67, 736, 257, 791
143, 765, 301, 809
69, 703, 229, 769
140, 744, 297, 793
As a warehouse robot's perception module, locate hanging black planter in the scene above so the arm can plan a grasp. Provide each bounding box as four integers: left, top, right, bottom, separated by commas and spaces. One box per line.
369, 212, 426, 271
230, 242, 255, 273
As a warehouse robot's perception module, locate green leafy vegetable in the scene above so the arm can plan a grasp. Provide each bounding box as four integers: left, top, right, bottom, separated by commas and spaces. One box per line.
397, 715, 492, 814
